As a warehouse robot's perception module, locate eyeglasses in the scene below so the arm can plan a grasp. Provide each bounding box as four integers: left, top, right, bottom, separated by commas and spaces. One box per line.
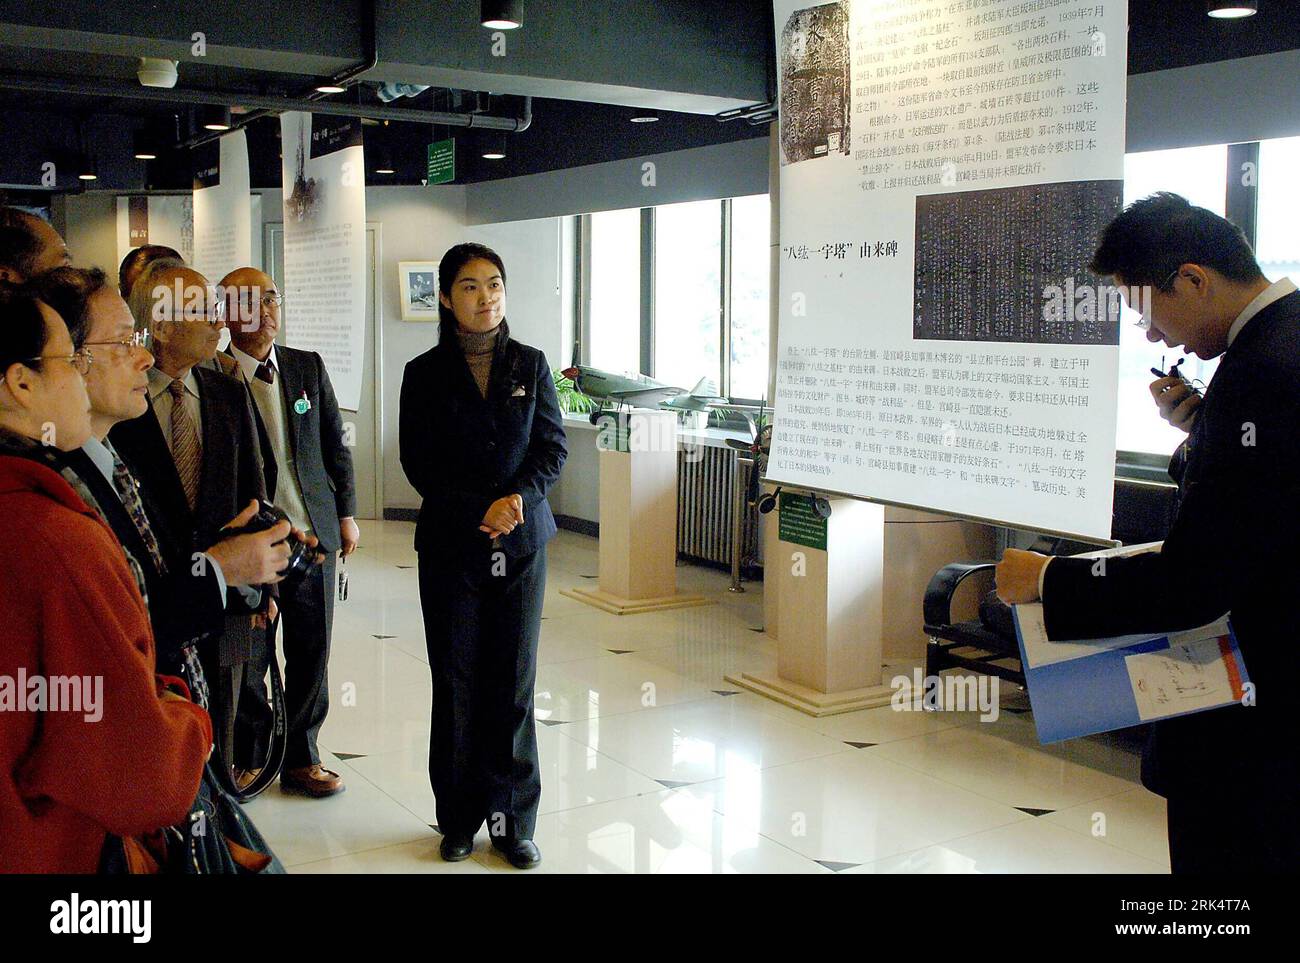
1132, 268, 1182, 331
234, 292, 286, 308
21, 349, 94, 375
83, 330, 153, 360
160, 309, 223, 327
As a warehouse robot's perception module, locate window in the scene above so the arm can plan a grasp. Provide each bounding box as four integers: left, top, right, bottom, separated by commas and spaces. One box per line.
654, 199, 721, 391
1256, 136, 1300, 288
579, 195, 772, 405
729, 193, 771, 402
588, 208, 641, 374
1116, 145, 1228, 458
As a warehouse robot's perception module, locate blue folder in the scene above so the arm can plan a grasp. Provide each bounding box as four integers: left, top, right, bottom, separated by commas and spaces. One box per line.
1011, 606, 1250, 744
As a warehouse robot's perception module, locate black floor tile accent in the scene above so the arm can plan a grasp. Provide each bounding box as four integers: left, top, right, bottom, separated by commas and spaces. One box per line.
844, 741, 877, 749
713, 690, 740, 696
655, 779, 694, 789
1015, 807, 1055, 817
815, 860, 861, 872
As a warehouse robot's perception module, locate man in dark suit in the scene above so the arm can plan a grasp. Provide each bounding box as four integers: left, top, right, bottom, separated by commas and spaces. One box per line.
221, 266, 358, 798
29, 267, 292, 683
996, 192, 1300, 873
110, 261, 272, 771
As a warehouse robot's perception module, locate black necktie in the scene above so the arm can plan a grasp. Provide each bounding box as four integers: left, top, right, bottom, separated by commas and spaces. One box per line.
255, 360, 276, 385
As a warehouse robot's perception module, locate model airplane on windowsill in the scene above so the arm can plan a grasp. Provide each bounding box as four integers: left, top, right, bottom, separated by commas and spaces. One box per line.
560, 365, 727, 424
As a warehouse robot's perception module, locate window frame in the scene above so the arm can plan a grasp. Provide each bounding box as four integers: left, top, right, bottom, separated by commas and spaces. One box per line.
577, 197, 768, 406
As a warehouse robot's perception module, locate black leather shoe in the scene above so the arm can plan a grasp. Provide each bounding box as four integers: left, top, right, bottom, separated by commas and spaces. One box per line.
492, 837, 541, 869
439, 833, 475, 861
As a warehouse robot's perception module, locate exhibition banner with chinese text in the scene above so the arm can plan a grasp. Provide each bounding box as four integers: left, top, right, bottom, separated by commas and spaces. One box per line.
768, 0, 1126, 540
280, 111, 367, 411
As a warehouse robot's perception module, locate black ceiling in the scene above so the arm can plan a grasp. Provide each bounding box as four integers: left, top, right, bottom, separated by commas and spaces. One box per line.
2, 0, 1300, 196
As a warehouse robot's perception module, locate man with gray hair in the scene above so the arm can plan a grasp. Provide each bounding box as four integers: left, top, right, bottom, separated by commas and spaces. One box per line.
113, 259, 272, 769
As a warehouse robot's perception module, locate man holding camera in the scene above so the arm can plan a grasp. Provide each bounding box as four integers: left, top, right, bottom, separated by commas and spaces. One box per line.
221, 266, 358, 798
995, 193, 1300, 873
109, 259, 271, 773
32, 265, 292, 671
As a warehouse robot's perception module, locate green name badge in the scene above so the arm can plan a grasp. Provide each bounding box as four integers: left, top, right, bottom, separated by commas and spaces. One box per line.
294, 395, 311, 415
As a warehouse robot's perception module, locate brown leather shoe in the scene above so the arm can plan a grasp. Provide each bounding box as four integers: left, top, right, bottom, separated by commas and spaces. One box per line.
280, 764, 345, 797
234, 767, 262, 791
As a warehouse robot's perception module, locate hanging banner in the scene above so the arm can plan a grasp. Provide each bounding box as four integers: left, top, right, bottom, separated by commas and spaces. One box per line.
767, 0, 1127, 541
279, 111, 366, 411
192, 129, 251, 285
115, 194, 194, 266
115, 194, 261, 285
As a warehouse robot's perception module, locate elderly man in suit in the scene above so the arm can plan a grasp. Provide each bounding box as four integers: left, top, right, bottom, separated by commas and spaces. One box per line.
31, 266, 291, 680
220, 265, 358, 798
996, 192, 1300, 873
110, 259, 271, 773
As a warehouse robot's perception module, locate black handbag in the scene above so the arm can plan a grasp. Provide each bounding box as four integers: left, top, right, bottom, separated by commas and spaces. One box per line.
100, 761, 284, 875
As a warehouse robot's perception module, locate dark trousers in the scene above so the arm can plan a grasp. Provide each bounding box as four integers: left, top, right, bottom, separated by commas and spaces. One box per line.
419, 543, 546, 841
236, 553, 337, 770
201, 658, 244, 773
1166, 781, 1300, 873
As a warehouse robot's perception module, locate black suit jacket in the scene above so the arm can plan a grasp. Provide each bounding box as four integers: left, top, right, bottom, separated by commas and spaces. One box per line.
257, 344, 356, 553
60, 445, 225, 670
1042, 289, 1300, 797
400, 329, 567, 557
109, 366, 269, 664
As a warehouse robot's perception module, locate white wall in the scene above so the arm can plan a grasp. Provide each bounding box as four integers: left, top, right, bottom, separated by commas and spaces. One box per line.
255, 185, 566, 512
54, 192, 117, 279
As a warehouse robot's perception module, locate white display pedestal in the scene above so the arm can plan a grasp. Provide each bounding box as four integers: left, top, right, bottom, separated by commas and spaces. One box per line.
562, 409, 711, 616
728, 490, 897, 715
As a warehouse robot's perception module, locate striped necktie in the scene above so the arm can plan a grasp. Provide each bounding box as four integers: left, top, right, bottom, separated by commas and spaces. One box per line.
168, 379, 202, 513
106, 440, 167, 575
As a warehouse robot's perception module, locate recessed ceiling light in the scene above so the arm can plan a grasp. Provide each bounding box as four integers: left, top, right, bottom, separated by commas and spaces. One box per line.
1207, 0, 1258, 17
630, 110, 660, 123
316, 83, 347, 94
481, 0, 523, 28
481, 131, 507, 159
133, 130, 158, 160
200, 105, 232, 131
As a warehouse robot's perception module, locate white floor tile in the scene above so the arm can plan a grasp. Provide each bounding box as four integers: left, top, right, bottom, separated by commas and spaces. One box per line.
246, 520, 1168, 874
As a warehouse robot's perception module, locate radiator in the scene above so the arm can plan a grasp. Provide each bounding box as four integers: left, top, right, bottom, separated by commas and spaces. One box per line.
676, 446, 763, 569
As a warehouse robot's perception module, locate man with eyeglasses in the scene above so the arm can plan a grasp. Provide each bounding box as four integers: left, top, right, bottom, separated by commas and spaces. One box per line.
110, 260, 274, 768
219, 265, 358, 798
30, 267, 293, 688
995, 192, 1300, 873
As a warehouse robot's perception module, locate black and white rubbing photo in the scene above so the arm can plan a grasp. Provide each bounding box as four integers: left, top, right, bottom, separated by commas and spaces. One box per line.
913, 180, 1125, 345
778, 1, 851, 166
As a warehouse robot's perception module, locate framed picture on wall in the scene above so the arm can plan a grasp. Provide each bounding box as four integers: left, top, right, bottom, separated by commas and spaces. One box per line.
398, 261, 440, 321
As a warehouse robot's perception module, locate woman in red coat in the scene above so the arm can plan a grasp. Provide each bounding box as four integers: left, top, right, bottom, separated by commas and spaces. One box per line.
0, 287, 212, 873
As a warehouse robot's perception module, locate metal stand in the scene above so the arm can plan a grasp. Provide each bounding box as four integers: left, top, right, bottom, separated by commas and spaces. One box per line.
729, 452, 753, 593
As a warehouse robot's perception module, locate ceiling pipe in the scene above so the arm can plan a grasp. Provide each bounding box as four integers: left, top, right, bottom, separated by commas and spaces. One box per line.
188, 0, 382, 148
0, 71, 533, 132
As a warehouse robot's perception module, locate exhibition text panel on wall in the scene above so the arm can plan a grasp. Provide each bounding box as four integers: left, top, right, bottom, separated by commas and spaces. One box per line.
768, 0, 1126, 540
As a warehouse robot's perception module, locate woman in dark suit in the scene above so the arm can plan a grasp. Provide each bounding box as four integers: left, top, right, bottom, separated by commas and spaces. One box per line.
399, 243, 567, 869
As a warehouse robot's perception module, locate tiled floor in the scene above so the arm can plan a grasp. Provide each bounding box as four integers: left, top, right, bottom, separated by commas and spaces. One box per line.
244, 521, 1171, 874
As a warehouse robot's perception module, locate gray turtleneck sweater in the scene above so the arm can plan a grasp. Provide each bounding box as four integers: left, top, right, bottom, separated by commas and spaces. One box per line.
457, 324, 500, 399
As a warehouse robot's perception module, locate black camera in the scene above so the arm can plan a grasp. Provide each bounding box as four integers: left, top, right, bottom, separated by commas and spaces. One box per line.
218, 501, 323, 587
